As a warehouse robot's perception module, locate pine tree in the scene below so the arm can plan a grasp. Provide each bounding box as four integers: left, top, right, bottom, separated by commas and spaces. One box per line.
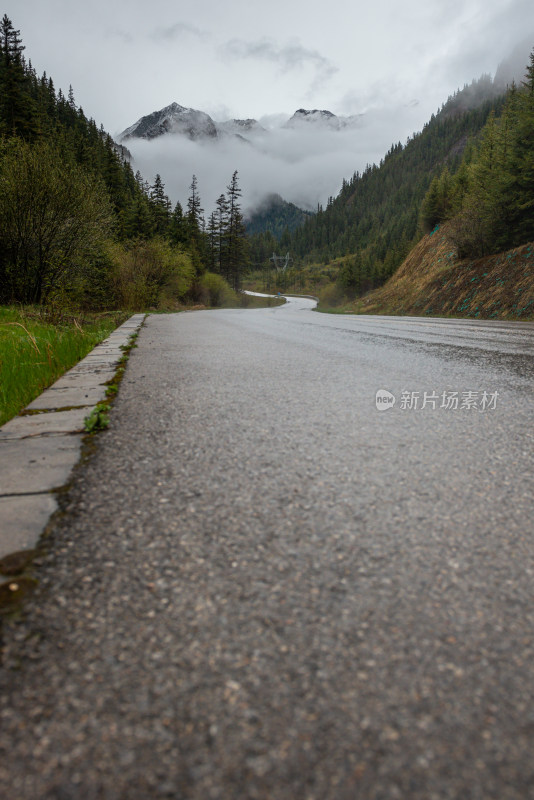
501, 51, 534, 247
123, 196, 154, 239
169, 201, 188, 246
186, 175, 206, 271
186, 174, 204, 232
68, 84, 76, 110
149, 173, 171, 236
215, 193, 229, 277
0, 14, 35, 137
224, 171, 249, 291
206, 212, 218, 272
419, 176, 441, 232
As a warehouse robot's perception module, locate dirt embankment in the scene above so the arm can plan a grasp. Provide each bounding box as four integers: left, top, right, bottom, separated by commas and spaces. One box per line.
356, 227, 534, 320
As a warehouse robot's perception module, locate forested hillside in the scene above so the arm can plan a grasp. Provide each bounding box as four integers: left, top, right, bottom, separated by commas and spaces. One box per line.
288, 76, 507, 294
0, 15, 249, 308
420, 52, 534, 259
246, 193, 312, 239
322, 51, 534, 319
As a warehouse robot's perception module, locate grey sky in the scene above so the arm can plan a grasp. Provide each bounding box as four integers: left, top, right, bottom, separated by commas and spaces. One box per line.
6, 0, 534, 210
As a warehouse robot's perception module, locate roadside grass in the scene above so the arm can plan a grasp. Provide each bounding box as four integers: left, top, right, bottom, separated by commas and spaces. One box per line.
0, 306, 129, 427
244, 262, 338, 298
155, 293, 286, 312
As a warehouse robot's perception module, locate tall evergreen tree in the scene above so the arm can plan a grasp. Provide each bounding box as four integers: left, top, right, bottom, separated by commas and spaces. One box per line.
502, 52, 534, 246
215, 193, 229, 277
0, 14, 35, 137
224, 171, 249, 291
169, 201, 188, 246
186, 174, 207, 271
186, 174, 204, 233
206, 212, 218, 272
149, 173, 171, 236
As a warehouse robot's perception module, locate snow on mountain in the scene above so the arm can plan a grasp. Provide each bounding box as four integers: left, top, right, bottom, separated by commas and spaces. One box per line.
218, 118, 266, 136
119, 102, 218, 141
118, 102, 362, 143
285, 108, 363, 130
285, 108, 341, 129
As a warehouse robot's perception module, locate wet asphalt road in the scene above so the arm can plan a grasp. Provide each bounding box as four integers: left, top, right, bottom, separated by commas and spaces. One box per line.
1, 298, 534, 799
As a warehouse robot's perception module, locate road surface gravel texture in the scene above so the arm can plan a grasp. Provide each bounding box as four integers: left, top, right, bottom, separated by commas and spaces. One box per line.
1, 297, 534, 800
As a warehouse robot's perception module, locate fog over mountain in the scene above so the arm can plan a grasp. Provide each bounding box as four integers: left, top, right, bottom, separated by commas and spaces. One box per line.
9, 0, 534, 217
115, 101, 432, 214
124, 126, 361, 214
118, 41, 533, 216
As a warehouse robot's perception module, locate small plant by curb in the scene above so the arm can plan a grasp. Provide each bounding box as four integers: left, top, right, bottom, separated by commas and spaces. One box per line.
105, 383, 118, 398
84, 403, 111, 433
84, 320, 145, 434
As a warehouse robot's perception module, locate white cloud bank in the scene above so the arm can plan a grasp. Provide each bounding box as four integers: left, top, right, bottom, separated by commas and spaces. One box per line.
124, 102, 434, 216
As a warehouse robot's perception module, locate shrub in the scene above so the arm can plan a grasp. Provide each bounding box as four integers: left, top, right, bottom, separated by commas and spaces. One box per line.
318, 283, 347, 308
110, 238, 195, 309
196, 272, 237, 307
0, 138, 113, 304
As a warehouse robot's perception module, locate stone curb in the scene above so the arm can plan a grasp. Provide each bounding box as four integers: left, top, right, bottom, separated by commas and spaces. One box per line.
0, 313, 145, 586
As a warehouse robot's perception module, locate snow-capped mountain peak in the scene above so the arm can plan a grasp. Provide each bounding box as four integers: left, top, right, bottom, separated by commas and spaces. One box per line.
119, 102, 218, 141
118, 103, 363, 144
285, 109, 350, 130
218, 118, 266, 136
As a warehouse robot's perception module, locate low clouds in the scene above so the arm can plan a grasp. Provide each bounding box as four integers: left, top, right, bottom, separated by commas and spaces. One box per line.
10, 0, 534, 171
222, 37, 338, 92
123, 102, 424, 220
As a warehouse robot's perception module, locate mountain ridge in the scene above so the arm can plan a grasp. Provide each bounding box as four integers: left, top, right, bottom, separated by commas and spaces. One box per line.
119, 103, 361, 142
120, 102, 218, 141
284, 108, 363, 130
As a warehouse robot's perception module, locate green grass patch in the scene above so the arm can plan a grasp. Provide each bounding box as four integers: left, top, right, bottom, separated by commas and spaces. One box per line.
0, 306, 129, 427
84, 402, 111, 433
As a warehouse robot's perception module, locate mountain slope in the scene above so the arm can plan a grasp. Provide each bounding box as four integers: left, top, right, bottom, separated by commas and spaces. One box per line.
120, 102, 218, 141
291, 76, 508, 283
245, 194, 313, 238
354, 225, 534, 319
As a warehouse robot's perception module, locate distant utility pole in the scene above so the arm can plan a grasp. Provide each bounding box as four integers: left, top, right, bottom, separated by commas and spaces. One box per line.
270, 252, 292, 272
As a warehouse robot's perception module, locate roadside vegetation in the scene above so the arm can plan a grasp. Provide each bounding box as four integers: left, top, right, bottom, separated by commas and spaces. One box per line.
0, 15, 252, 315
419, 55, 534, 258
247, 52, 534, 318
0, 14, 278, 427
0, 306, 128, 426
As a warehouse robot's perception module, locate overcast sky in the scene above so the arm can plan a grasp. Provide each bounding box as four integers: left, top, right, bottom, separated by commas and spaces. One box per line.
7, 0, 534, 211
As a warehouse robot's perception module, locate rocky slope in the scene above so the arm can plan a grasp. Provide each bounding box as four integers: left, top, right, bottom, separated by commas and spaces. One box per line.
356, 225, 534, 320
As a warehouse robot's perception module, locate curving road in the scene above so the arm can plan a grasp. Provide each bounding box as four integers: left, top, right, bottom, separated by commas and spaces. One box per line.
1, 299, 534, 799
